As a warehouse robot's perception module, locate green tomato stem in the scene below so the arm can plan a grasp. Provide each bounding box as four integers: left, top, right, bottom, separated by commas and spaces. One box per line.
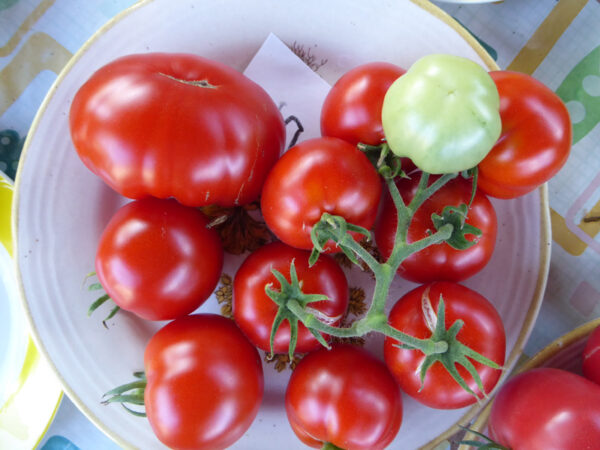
337, 232, 381, 274
321, 443, 344, 450
289, 172, 457, 355
270, 163, 500, 400
408, 172, 458, 214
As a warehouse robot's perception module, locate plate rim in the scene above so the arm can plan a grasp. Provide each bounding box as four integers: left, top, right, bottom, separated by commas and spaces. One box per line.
12, 0, 551, 449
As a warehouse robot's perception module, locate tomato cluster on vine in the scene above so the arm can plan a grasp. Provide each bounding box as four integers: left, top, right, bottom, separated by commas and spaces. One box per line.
70, 51, 571, 450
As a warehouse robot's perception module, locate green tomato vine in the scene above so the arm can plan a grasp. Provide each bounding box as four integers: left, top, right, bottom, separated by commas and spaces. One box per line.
266, 149, 503, 399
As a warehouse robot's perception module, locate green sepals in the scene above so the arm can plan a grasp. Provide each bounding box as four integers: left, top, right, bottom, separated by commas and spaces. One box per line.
88, 293, 111, 316
404, 296, 503, 401
357, 142, 409, 180
309, 212, 371, 266
87, 282, 103, 291
85, 273, 121, 327
102, 371, 147, 417
265, 260, 331, 360
457, 425, 509, 449
431, 204, 482, 250
321, 442, 345, 450
87, 291, 121, 328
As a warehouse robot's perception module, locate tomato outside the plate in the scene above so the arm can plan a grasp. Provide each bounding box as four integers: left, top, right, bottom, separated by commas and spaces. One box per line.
285, 344, 402, 450
95, 198, 223, 321
488, 368, 600, 449
233, 241, 349, 354
384, 282, 505, 409
70, 52, 286, 207
144, 314, 264, 450
583, 324, 600, 385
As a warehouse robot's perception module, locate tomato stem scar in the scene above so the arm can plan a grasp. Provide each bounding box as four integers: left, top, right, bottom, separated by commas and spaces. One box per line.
159, 72, 217, 88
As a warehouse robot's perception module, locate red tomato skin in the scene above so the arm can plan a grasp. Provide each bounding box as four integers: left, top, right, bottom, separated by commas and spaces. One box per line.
375, 174, 497, 283
70, 53, 285, 207
583, 325, 600, 385
384, 282, 505, 409
95, 198, 223, 321
144, 314, 264, 450
489, 368, 600, 449
320, 62, 406, 146
261, 136, 382, 251
477, 70, 572, 199
285, 344, 402, 450
233, 241, 349, 354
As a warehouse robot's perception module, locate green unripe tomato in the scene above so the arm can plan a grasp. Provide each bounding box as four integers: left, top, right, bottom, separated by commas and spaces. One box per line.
381, 54, 501, 174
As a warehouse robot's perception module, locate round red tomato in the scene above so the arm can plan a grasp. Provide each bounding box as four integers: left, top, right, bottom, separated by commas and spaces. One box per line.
144, 314, 264, 449
477, 70, 572, 199
375, 173, 497, 283
384, 282, 505, 409
286, 344, 402, 450
70, 53, 285, 207
95, 198, 223, 321
261, 136, 382, 251
583, 324, 600, 385
233, 241, 349, 354
320, 62, 405, 146
488, 368, 600, 449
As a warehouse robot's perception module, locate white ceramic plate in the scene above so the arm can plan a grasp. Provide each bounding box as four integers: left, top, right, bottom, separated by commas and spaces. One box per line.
14, 1, 550, 449
0, 172, 62, 449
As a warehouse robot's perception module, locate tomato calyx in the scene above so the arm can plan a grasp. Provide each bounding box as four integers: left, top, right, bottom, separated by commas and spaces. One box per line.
85, 271, 120, 328
457, 425, 509, 449
264, 260, 337, 359
431, 203, 482, 250
357, 142, 408, 179
309, 213, 372, 267
101, 371, 147, 417
395, 287, 503, 400
201, 202, 274, 254
321, 442, 345, 450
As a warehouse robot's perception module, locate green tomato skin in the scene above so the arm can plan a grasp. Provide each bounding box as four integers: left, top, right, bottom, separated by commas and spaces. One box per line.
381, 54, 501, 174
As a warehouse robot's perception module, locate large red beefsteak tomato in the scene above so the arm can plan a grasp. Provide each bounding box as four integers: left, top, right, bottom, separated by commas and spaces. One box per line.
70, 53, 286, 207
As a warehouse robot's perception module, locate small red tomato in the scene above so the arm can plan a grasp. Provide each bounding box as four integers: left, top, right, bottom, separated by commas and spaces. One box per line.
320, 62, 405, 146
233, 241, 349, 354
384, 282, 505, 409
144, 314, 264, 449
95, 198, 223, 320
488, 368, 600, 449
261, 136, 382, 252
583, 324, 600, 385
286, 344, 403, 450
477, 70, 572, 199
375, 174, 497, 283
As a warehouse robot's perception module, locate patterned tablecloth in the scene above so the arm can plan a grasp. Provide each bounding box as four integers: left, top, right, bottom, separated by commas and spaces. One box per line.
1, 0, 599, 448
